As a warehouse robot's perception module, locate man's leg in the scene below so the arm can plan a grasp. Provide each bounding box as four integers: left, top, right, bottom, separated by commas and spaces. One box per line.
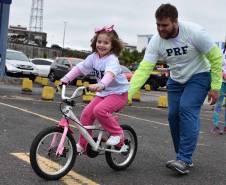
177, 72, 211, 164
167, 77, 184, 154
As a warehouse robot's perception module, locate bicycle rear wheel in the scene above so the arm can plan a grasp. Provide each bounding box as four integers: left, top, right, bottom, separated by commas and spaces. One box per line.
105, 124, 137, 170
30, 126, 77, 180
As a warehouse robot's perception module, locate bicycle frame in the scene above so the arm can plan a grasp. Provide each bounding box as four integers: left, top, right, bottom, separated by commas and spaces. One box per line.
54, 85, 128, 156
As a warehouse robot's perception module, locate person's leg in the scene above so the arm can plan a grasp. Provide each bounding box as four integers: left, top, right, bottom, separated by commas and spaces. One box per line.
93, 93, 128, 136
222, 83, 226, 129
177, 72, 210, 164
212, 83, 224, 129
78, 96, 103, 149
167, 77, 184, 154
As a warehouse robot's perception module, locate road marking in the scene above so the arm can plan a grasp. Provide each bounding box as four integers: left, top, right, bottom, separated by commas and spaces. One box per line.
0, 101, 169, 127
117, 112, 169, 126
1, 99, 221, 130
0, 102, 80, 129
0, 102, 58, 123
11, 152, 99, 185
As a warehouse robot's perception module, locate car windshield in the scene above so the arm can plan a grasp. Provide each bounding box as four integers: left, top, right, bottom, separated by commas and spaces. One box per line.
6, 51, 29, 62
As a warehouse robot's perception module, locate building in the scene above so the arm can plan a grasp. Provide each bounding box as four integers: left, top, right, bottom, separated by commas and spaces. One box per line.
137, 34, 153, 52
8, 25, 47, 47
7, 25, 61, 58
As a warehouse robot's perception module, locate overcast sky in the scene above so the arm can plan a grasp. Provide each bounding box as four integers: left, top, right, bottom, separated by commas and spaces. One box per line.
9, 0, 226, 50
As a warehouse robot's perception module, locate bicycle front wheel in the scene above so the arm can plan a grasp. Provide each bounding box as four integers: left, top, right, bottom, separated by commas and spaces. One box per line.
30, 126, 77, 180
105, 124, 137, 171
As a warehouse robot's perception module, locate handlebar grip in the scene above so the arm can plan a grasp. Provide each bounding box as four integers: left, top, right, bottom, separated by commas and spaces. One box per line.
55, 85, 61, 92
83, 86, 89, 94
56, 82, 67, 93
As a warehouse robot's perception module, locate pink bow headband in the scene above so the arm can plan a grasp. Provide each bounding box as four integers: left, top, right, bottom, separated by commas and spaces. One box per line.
95, 25, 114, 33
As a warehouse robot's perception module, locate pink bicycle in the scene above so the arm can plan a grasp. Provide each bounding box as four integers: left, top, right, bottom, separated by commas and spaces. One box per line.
30, 85, 137, 180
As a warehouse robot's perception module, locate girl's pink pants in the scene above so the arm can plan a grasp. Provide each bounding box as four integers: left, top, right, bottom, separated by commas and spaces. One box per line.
78, 92, 128, 149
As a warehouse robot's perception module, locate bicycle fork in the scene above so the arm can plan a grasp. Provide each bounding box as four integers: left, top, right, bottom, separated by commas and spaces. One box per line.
49, 117, 72, 156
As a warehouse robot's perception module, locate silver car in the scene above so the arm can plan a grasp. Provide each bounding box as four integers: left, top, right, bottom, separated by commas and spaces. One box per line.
5, 49, 38, 80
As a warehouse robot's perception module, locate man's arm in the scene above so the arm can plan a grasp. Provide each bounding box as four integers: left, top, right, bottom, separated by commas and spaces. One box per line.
128, 60, 155, 103
205, 45, 223, 105
205, 45, 222, 90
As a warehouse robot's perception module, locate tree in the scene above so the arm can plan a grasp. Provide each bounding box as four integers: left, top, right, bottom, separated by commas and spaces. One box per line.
119, 48, 144, 68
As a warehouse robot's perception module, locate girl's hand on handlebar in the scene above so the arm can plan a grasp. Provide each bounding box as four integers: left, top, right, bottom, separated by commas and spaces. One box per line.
88, 83, 105, 92
59, 80, 68, 86
56, 80, 68, 92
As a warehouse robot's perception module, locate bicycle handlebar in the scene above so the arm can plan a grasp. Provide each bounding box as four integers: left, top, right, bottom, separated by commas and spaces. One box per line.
61, 85, 87, 100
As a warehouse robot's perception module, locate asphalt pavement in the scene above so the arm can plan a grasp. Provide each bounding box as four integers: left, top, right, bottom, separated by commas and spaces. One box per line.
0, 77, 226, 185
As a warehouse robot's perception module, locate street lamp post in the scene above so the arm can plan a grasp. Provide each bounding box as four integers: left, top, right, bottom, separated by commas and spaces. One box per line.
62, 21, 67, 56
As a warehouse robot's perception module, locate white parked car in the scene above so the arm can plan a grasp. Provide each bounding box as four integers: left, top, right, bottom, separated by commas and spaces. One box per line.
31, 58, 54, 77
5, 49, 38, 80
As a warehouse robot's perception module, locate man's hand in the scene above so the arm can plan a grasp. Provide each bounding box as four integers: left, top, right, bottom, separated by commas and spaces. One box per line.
208, 89, 219, 105
88, 83, 104, 92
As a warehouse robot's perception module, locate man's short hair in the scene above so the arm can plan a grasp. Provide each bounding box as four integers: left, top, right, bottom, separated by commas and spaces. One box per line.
155, 3, 178, 21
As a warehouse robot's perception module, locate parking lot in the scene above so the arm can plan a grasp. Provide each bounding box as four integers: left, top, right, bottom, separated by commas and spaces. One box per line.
0, 78, 226, 185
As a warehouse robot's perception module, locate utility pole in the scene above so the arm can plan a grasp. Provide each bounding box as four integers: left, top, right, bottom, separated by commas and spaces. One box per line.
62, 21, 67, 56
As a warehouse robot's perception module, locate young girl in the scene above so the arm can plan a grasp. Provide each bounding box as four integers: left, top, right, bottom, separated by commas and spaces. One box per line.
60, 25, 129, 152
211, 43, 226, 134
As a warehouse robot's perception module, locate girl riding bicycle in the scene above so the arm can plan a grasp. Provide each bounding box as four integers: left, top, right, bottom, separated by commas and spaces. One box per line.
60, 25, 129, 153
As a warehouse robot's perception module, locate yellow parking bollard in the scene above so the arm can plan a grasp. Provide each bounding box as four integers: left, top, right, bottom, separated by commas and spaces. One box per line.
41, 86, 55, 101
132, 90, 141, 101
54, 80, 60, 87
76, 80, 83, 87
22, 78, 33, 92
144, 84, 151, 91
158, 95, 168, 108
34, 76, 42, 84
82, 91, 95, 102
41, 77, 49, 86
83, 81, 89, 87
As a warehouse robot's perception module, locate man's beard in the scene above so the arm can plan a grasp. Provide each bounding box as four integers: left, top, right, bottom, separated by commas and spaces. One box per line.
159, 26, 178, 39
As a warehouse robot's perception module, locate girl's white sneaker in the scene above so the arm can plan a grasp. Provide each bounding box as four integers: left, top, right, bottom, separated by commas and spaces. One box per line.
106, 135, 121, 146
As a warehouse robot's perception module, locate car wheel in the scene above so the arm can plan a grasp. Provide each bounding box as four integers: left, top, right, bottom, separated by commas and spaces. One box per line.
48, 71, 56, 82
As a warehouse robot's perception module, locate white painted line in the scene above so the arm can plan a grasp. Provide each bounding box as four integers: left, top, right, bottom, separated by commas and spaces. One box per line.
0, 102, 58, 123
0, 101, 168, 129
0, 99, 222, 132
117, 112, 169, 126
11, 153, 99, 185
0, 102, 79, 129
